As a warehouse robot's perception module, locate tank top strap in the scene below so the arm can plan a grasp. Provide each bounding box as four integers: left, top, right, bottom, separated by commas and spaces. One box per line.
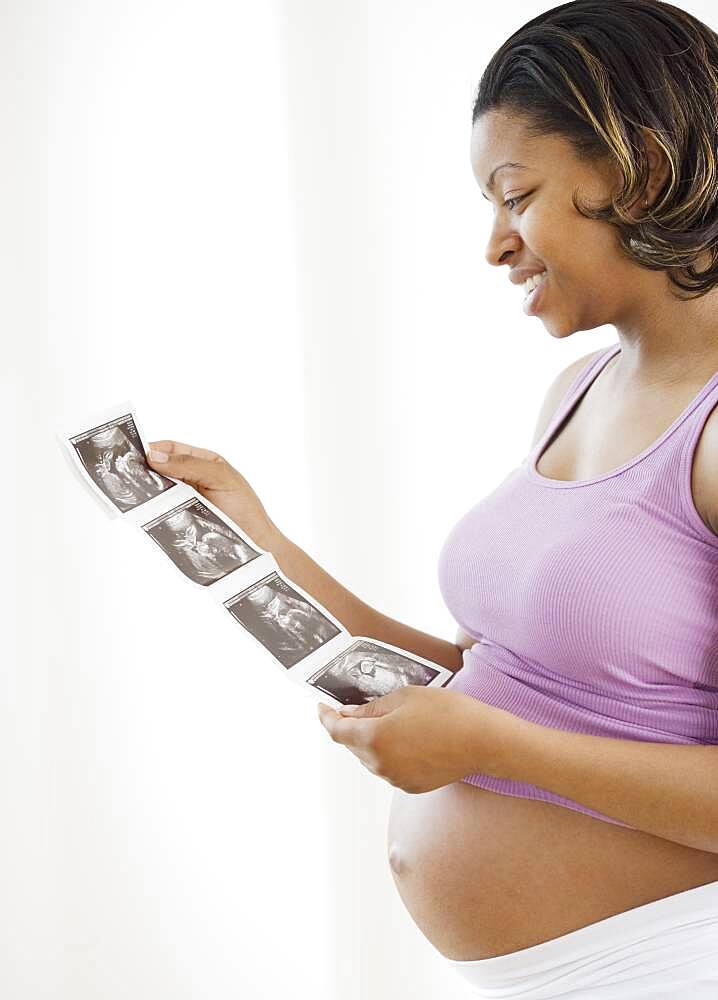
676, 360, 718, 485
528, 344, 620, 465
629, 351, 718, 494
677, 364, 718, 442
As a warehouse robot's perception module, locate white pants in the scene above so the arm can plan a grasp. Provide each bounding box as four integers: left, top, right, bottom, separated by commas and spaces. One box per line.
442, 878, 718, 999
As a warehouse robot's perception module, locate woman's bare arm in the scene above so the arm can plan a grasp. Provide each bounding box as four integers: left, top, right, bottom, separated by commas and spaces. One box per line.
271, 532, 463, 673
145, 439, 464, 673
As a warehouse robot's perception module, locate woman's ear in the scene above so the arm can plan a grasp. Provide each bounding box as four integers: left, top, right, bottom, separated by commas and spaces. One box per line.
630, 125, 671, 216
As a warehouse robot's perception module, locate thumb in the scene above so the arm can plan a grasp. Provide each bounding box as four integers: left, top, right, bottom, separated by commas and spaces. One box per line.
146, 444, 231, 492
339, 699, 380, 718
340, 684, 413, 717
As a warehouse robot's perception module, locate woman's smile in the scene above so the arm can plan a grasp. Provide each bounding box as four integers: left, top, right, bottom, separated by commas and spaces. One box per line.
523, 271, 549, 315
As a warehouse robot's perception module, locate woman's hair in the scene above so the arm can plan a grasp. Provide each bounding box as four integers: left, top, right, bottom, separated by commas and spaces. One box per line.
473, 0, 718, 299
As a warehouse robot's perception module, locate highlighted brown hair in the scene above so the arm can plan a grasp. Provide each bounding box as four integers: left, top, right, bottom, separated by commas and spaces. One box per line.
473, 0, 718, 299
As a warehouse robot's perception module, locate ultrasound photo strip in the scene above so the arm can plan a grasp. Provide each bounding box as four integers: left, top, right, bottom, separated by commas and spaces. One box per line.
57, 400, 455, 708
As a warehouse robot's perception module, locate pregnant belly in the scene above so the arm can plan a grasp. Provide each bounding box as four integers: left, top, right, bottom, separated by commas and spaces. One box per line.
387, 780, 718, 961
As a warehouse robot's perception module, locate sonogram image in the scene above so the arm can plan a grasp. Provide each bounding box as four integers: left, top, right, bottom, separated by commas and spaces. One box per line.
143, 497, 261, 585
224, 572, 341, 668
71, 415, 175, 512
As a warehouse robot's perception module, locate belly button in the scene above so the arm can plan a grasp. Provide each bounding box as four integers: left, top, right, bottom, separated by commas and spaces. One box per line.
388, 841, 404, 875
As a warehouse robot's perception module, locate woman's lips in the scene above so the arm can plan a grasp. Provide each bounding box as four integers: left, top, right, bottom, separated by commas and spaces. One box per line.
523, 273, 548, 316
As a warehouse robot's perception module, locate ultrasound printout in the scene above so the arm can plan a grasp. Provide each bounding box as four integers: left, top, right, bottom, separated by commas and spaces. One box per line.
143, 496, 262, 586
58, 400, 454, 706
68, 413, 175, 513
224, 571, 342, 669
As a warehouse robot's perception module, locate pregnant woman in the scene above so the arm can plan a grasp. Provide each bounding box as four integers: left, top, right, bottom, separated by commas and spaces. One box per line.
146, 2, 718, 996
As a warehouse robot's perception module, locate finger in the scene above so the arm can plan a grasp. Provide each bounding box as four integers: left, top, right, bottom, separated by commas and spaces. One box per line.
317, 704, 372, 747
317, 704, 343, 742
147, 439, 222, 462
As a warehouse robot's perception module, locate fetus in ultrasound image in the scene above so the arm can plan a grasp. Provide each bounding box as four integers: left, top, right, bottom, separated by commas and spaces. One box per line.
225, 572, 341, 668
143, 498, 261, 585
308, 638, 441, 705
71, 415, 175, 512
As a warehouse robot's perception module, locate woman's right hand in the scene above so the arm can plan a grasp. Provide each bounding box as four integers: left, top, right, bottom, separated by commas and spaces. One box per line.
146, 439, 281, 551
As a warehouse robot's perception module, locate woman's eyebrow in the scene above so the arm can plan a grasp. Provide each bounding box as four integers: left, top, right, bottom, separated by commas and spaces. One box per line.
480, 162, 528, 199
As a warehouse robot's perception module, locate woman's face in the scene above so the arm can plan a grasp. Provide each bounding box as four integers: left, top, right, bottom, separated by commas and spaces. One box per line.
470, 109, 660, 340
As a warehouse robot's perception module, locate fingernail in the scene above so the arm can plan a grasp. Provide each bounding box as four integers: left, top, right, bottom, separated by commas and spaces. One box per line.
148, 449, 168, 463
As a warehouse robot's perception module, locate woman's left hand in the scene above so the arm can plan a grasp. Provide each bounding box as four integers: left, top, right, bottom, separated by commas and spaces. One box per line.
316, 685, 512, 794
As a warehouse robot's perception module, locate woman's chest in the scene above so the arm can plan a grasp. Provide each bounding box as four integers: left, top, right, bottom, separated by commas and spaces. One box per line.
437, 381, 718, 693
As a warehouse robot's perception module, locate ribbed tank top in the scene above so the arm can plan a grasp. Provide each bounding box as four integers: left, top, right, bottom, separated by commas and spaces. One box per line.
437, 343, 718, 829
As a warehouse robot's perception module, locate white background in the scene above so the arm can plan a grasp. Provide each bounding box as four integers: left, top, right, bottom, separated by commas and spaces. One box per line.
0, 0, 661, 996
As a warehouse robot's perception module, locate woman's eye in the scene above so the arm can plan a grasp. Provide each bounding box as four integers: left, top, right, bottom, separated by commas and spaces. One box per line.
503, 193, 527, 211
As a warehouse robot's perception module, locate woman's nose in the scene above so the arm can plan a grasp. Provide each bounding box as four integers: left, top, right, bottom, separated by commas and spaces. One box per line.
486, 231, 520, 269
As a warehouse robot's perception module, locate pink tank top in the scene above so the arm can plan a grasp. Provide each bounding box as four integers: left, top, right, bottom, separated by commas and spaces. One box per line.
437, 343, 718, 828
